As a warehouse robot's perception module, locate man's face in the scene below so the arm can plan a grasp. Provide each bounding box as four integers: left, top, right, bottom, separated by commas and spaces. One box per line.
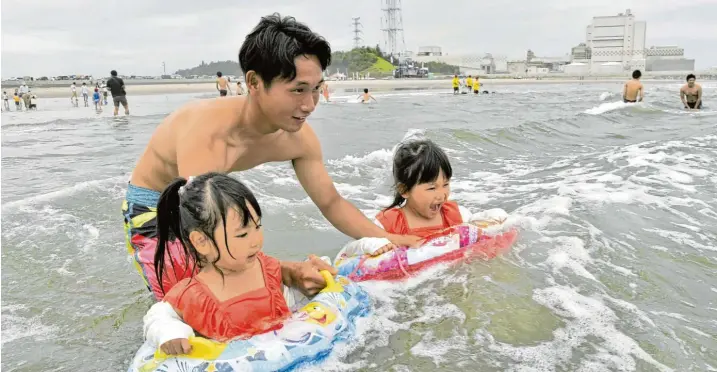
255, 55, 323, 133
688, 78, 695, 87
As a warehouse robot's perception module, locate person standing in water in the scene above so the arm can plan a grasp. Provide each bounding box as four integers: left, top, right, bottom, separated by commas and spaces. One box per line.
321, 81, 330, 102
122, 13, 419, 301
70, 82, 78, 107
81, 83, 89, 107
680, 74, 702, 110
472, 76, 480, 94
216, 71, 232, 97
359, 88, 377, 103
236, 80, 244, 95
106, 70, 130, 116
452, 75, 460, 95
623, 70, 644, 103
2, 91, 9, 111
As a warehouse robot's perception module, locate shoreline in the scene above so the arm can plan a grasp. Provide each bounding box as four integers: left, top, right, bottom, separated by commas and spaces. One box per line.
4, 78, 713, 99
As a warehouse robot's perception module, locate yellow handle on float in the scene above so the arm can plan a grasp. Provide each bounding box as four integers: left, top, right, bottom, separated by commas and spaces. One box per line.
153, 336, 227, 362
319, 270, 344, 293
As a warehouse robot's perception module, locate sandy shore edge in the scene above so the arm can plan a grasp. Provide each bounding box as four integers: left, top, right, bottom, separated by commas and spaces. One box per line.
3, 78, 701, 99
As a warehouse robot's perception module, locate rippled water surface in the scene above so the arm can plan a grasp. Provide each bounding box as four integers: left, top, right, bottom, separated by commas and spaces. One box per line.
2, 82, 716, 371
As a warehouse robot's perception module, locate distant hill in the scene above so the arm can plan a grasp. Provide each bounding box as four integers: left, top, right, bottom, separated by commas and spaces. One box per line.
174, 47, 459, 78
328, 46, 395, 77
174, 60, 242, 77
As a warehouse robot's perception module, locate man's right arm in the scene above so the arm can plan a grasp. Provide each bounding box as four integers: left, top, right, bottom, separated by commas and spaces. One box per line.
680, 88, 687, 107
622, 83, 627, 100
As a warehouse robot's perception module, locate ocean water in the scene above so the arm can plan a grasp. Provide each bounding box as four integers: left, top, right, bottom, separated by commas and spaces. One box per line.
2, 82, 716, 372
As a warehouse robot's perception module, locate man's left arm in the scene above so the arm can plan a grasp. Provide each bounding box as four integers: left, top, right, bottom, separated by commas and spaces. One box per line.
696, 85, 702, 107
292, 125, 395, 240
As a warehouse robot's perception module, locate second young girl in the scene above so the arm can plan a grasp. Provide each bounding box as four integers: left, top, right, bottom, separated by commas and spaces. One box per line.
346, 139, 507, 256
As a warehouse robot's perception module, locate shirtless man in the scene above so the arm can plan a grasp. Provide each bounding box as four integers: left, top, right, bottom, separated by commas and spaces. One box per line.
216, 71, 232, 97
123, 13, 420, 301
359, 88, 377, 103
623, 70, 644, 103
680, 74, 702, 110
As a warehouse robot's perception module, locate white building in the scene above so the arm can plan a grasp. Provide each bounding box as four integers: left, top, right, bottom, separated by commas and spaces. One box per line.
585, 9, 646, 72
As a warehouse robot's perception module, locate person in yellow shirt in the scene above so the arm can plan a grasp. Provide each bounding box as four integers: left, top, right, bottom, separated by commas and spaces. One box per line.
466, 75, 473, 92
13, 93, 22, 110
452, 75, 460, 94
472, 76, 481, 94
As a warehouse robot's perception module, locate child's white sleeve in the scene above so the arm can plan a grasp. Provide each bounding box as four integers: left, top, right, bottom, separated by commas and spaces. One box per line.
459, 205, 474, 222
143, 302, 194, 349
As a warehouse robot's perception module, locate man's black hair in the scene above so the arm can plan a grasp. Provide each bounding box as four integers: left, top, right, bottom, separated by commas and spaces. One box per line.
238, 13, 331, 87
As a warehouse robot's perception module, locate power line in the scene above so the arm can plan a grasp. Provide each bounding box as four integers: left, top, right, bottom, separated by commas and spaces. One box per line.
352, 17, 363, 48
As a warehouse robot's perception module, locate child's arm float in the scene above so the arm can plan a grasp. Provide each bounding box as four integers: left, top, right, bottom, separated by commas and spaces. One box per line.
144, 302, 195, 355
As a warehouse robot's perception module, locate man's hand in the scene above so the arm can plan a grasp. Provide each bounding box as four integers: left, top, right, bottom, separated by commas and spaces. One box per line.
387, 234, 423, 248
160, 338, 192, 355
370, 242, 397, 256
285, 255, 338, 297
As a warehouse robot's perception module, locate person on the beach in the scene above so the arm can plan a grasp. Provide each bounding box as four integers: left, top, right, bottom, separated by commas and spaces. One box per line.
321, 81, 330, 102
216, 72, 231, 97
345, 139, 507, 256
123, 13, 420, 301
466, 75, 473, 93
680, 74, 702, 110
70, 82, 78, 107
93, 88, 102, 111
102, 85, 109, 105
106, 70, 130, 116
81, 83, 89, 107
359, 88, 376, 103
2, 91, 9, 111
452, 75, 460, 94
236, 80, 244, 96
143, 173, 324, 355
623, 70, 644, 103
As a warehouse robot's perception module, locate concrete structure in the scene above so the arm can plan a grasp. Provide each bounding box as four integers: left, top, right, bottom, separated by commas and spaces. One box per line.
413, 52, 508, 75
585, 9, 646, 72
564, 62, 589, 75
417, 46, 442, 56
596, 62, 624, 75
507, 61, 527, 75
571, 43, 591, 61
645, 45, 695, 71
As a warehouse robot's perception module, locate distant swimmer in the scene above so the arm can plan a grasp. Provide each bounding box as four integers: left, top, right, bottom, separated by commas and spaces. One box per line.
623, 70, 644, 103
680, 74, 702, 110
452, 74, 460, 94
359, 88, 377, 103
216, 71, 231, 97
472, 76, 480, 94
321, 81, 330, 102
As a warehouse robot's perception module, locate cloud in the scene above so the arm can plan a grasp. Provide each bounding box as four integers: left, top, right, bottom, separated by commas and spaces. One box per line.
1, 0, 715, 77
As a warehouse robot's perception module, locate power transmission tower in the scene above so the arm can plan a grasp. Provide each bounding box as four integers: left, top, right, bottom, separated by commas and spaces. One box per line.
352, 17, 363, 48
381, 0, 406, 59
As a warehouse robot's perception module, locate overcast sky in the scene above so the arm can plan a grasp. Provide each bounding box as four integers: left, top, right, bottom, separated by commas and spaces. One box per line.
2, 0, 716, 78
